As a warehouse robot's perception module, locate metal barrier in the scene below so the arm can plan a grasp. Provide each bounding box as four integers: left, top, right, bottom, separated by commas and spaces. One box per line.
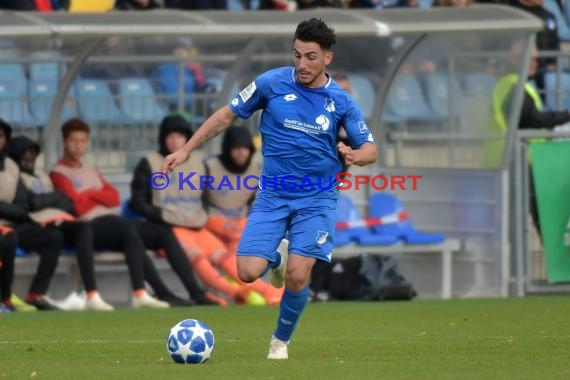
513, 129, 570, 295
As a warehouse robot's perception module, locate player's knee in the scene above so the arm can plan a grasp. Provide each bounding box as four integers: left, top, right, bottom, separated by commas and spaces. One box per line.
237, 266, 258, 283
285, 267, 310, 292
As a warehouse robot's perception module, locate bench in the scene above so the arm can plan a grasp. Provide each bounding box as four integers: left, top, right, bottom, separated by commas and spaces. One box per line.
14, 251, 174, 304
333, 239, 461, 299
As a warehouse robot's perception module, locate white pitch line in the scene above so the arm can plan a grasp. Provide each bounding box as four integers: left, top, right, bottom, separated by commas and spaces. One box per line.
1, 335, 569, 346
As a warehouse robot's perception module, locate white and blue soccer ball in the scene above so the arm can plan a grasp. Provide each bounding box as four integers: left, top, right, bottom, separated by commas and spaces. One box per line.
166, 319, 215, 364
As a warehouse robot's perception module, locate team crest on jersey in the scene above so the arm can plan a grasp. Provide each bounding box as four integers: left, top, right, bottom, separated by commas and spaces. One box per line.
239, 81, 256, 103
316, 231, 329, 245
284, 94, 297, 102
315, 115, 330, 131
324, 98, 335, 112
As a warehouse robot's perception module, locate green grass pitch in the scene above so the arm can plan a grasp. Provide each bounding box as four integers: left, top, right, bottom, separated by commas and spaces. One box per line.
0, 297, 568, 379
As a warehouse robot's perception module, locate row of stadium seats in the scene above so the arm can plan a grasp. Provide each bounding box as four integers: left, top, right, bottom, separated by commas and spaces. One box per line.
335, 193, 446, 247
381, 72, 496, 123
0, 74, 171, 126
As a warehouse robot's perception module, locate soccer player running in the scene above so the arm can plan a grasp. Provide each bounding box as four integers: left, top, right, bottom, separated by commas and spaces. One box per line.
162, 18, 377, 359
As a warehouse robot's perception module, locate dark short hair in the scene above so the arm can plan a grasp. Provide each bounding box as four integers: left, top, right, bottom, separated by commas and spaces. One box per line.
294, 18, 336, 51
61, 118, 90, 140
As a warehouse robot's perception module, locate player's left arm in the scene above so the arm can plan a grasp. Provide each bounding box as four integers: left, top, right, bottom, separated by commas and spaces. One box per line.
340, 99, 377, 167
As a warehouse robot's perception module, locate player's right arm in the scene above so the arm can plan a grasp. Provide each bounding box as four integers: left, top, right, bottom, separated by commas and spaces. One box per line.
162, 72, 269, 174
161, 105, 237, 173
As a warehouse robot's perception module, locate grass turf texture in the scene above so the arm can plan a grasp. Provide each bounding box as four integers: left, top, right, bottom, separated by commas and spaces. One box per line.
0, 297, 568, 379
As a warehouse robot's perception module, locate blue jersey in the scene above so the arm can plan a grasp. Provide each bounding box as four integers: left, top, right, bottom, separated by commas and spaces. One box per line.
229, 67, 374, 198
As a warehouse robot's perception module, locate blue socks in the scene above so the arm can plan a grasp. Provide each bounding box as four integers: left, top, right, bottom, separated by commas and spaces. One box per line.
273, 286, 309, 342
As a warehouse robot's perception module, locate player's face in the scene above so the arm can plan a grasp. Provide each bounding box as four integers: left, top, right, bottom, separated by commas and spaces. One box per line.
63, 131, 89, 162
293, 40, 333, 88
230, 146, 251, 167
165, 132, 188, 154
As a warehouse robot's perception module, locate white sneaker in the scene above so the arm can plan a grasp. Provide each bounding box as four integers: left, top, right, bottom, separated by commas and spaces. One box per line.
268, 239, 288, 288
86, 293, 114, 311
132, 292, 170, 309
267, 336, 288, 360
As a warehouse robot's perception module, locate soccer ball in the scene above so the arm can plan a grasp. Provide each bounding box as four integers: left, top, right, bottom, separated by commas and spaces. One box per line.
166, 319, 215, 364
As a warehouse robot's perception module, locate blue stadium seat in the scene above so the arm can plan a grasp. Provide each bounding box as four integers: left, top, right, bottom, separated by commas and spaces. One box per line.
348, 73, 375, 121
544, 71, 570, 111
30, 50, 64, 82
0, 63, 27, 95
543, 0, 570, 41
336, 194, 399, 246
0, 64, 36, 126
118, 78, 166, 124
423, 73, 463, 118
29, 79, 74, 124
417, 0, 434, 8
368, 193, 446, 245
75, 79, 126, 123
385, 74, 437, 122
463, 73, 496, 97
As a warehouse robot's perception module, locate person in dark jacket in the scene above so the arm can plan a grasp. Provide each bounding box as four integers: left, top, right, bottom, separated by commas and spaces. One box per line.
114, 0, 161, 10
129, 114, 254, 305
7, 136, 114, 311
0, 121, 70, 310
0, 120, 18, 312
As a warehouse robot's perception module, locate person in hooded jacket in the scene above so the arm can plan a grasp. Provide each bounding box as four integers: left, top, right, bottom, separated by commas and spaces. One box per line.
0, 121, 75, 311
0, 120, 18, 312
129, 114, 254, 305
7, 135, 114, 311
203, 127, 283, 305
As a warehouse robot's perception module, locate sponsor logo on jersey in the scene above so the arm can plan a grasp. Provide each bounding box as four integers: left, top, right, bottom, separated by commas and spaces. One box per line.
315, 115, 330, 131
358, 121, 369, 134
284, 94, 297, 101
239, 81, 256, 103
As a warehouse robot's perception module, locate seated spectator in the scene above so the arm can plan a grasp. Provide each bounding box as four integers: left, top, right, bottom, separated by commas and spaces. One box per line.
203, 127, 283, 305
50, 118, 184, 309
7, 135, 114, 311
129, 115, 256, 305
0, 0, 67, 11
509, 0, 560, 90
164, 0, 227, 9
0, 121, 18, 312
115, 0, 161, 10
152, 43, 210, 110
0, 121, 73, 311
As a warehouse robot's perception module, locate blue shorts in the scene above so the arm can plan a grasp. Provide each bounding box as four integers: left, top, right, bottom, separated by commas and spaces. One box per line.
237, 191, 337, 263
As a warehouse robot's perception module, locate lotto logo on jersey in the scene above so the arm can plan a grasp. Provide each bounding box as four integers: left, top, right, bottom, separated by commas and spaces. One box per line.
239, 81, 257, 103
